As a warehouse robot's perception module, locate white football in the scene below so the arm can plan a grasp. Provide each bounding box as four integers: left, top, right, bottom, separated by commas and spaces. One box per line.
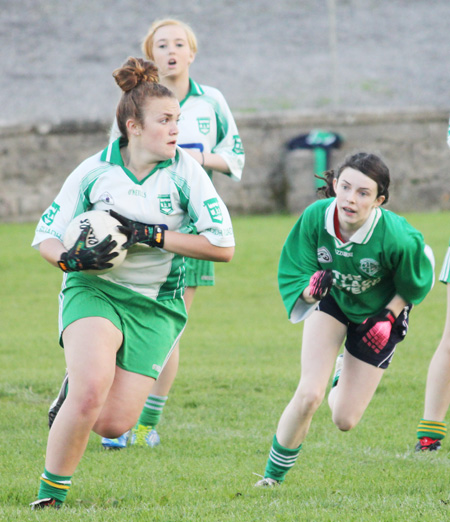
63, 210, 128, 275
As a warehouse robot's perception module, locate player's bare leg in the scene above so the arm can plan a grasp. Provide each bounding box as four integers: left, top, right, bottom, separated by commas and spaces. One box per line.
328, 350, 384, 430
422, 285, 450, 420
45, 317, 122, 475
255, 311, 345, 486
38, 317, 157, 504
276, 311, 346, 448
94, 368, 155, 437
416, 284, 450, 450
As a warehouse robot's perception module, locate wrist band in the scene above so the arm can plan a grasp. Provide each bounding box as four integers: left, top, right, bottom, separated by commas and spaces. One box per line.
153, 226, 165, 248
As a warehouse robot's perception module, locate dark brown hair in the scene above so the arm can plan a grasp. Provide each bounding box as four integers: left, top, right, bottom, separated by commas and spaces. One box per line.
316, 152, 390, 205
113, 57, 175, 138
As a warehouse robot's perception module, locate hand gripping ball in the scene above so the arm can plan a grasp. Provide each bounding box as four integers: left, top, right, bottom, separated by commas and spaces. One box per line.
63, 210, 128, 274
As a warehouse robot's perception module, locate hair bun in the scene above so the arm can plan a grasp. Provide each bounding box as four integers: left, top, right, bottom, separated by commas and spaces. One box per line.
112, 57, 159, 93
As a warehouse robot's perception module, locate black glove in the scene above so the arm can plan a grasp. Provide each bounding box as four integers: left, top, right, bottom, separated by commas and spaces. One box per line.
309, 270, 333, 300
109, 210, 167, 249
356, 308, 396, 354
58, 226, 119, 273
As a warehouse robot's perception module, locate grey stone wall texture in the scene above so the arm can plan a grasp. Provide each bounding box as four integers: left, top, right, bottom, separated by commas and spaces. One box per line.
1, 0, 450, 221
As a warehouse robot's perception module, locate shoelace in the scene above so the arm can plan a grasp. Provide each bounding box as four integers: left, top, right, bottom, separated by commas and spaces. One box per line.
252, 472, 278, 486
133, 425, 151, 445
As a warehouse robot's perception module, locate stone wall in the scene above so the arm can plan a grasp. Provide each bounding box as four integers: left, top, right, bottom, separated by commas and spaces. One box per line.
1, 108, 449, 223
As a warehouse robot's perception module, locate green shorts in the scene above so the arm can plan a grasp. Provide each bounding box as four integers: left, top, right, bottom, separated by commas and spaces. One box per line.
59, 273, 187, 379
185, 257, 215, 287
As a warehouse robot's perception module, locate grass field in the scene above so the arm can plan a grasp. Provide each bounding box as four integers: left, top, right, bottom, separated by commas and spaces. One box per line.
1, 213, 450, 521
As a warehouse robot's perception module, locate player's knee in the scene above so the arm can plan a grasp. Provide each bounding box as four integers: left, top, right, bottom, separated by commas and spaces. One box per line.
69, 382, 107, 418
77, 393, 104, 417
94, 407, 137, 437
295, 387, 325, 415
95, 421, 130, 439
332, 411, 358, 431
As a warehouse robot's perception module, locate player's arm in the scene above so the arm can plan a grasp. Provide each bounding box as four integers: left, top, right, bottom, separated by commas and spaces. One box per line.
203, 151, 230, 173
202, 88, 244, 180
39, 238, 67, 268
110, 210, 234, 263
384, 294, 408, 318
184, 148, 230, 173
163, 230, 234, 262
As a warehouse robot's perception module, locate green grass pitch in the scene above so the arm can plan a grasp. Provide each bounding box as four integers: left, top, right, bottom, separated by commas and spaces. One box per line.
0, 212, 449, 521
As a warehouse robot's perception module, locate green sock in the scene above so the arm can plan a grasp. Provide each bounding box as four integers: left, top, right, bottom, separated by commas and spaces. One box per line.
264, 435, 302, 483
137, 395, 168, 428
38, 468, 72, 504
417, 419, 447, 440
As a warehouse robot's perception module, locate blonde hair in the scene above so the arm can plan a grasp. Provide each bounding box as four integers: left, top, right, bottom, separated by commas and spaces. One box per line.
141, 18, 198, 60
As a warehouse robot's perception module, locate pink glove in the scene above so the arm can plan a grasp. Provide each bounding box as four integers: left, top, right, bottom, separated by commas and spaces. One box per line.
357, 309, 396, 353
309, 270, 333, 300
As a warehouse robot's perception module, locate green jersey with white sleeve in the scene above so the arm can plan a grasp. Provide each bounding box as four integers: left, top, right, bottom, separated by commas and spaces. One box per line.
279, 198, 434, 324
110, 79, 244, 182
32, 138, 235, 301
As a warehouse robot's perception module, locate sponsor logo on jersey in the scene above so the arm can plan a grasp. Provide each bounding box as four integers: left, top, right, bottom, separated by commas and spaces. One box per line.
333, 272, 381, 294
197, 117, 211, 135
41, 202, 60, 225
99, 192, 114, 205
128, 188, 147, 198
359, 258, 380, 276
204, 226, 233, 237
204, 197, 223, 223
36, 225, 62, 240
233, 135, 244, 154
158, 194, 173, 215
336, 250, 353, 257
317, 247, 332, 263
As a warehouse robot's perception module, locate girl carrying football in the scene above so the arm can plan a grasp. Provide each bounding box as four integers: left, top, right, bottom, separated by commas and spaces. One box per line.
255, 152, 434, 486
30, 57, 235, 509
104, 18, 245, 449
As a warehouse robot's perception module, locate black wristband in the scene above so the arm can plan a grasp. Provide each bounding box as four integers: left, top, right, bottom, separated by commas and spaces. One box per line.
57, 252, 72, 273
153, 225, 165, 248
383, 308, 396, 323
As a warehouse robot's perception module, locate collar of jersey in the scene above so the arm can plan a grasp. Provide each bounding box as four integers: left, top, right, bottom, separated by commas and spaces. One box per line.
324, 199, 382, 245
180, 78, 204, 107
101, 138, 175, 184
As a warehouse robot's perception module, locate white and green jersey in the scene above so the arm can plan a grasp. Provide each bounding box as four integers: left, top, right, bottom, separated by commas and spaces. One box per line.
110, 79, 245, 182
32, 138, 235, 301
279, 198, 434, 324
439, 238, 450, 284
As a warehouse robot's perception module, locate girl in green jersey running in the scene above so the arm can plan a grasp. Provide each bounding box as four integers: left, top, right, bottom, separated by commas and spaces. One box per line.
255, 152, 434, 486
